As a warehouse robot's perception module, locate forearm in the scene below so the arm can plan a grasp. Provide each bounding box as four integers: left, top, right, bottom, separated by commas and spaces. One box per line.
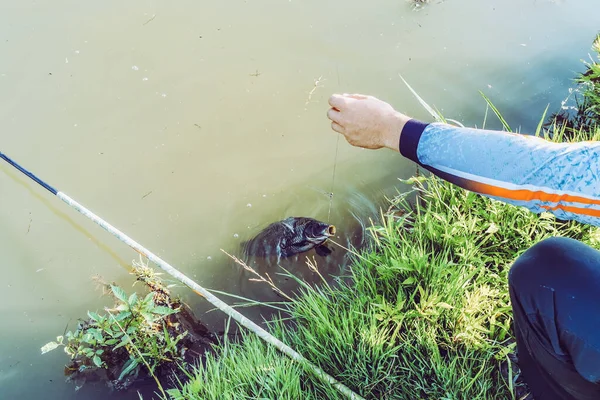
399, 120, 600, 226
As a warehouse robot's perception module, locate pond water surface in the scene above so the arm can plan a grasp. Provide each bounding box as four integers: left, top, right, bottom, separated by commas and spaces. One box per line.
1, 0, 599, 398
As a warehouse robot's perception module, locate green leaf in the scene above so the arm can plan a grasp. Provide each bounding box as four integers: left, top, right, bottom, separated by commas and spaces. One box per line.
87, 311, 101, 322
144, 292, 155, 304
94, 331, 103, 342
128, 292, 138, 307
399, 176, 428, 185
105, 338, 119, 345
82, 333, 94, 343
402, 277, 416, 286
96, 349, 104, 355
119, 358, 139, 381
114, 311, 132, 321
111, 285, 128, 303
86, 328, 98, 337
92, 355, 103, 368
114, 338, 130, 351
140, 312, 155, 324
152, 306, 178, 316
115, 304, 130, 312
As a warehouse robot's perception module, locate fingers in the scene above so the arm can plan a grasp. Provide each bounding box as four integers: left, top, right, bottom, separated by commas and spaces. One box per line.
327, 108, 342, 124
329, 93, 369, 106
345, 93, 368, 100
328, 94, 346, 110
327, 107, 346, 135
331, 121, 345, 134
327, 92, 369, 135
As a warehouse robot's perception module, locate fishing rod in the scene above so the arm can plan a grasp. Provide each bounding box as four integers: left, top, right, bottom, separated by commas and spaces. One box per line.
0, 150, 364, 400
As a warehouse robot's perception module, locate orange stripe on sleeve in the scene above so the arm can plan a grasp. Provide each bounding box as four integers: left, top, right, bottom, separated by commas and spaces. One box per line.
540, 204, 600, 218
465, 180, 600, 208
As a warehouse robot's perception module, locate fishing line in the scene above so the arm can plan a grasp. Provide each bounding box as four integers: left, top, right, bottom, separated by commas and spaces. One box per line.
327, 126, 340, 223
327, 65, 342, 223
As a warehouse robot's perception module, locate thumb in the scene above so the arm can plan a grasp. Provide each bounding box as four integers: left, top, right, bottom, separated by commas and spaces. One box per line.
343, 93, 369, 100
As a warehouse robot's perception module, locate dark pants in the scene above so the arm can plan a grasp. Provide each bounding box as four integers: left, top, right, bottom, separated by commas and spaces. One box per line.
509, 237, 600, 399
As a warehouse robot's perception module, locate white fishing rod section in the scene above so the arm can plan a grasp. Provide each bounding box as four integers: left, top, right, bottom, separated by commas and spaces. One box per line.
0, 150, 365, 400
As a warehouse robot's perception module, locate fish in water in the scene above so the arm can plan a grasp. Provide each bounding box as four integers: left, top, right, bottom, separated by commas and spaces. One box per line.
242, 217, 336, 260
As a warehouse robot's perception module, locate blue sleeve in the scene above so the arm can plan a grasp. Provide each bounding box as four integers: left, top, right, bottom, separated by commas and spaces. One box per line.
399, 120, 600, 227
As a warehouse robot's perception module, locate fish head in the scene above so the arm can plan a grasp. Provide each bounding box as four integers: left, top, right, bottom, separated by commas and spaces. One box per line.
303, 219, 336, 244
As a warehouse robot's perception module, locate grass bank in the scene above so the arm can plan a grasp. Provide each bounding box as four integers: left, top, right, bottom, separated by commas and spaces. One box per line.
165, 35, 600, 400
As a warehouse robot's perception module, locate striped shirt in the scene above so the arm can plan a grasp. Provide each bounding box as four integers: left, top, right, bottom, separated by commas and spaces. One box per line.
399, 120, 600, 226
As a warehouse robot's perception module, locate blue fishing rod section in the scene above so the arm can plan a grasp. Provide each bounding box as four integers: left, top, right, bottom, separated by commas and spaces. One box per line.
0, 151, 58, 195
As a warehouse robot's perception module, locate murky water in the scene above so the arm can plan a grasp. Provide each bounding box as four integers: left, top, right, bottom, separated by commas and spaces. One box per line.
1, 0, 599, 398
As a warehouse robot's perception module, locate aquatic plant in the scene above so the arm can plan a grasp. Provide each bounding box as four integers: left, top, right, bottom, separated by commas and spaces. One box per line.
42, 259, 216, 393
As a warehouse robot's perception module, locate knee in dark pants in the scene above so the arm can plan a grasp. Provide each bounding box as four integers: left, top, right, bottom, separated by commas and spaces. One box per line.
508, 236, 600, 398
508, 236, 590, 292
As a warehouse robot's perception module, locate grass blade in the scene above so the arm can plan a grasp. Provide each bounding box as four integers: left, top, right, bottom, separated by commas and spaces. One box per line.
535, 103, 550, 137
399, 73, 443, 122
479, 91, 512, 132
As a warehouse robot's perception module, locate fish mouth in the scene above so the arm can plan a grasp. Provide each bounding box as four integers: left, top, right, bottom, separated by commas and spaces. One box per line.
326, 225, 336, 236
308, 225, 336, 244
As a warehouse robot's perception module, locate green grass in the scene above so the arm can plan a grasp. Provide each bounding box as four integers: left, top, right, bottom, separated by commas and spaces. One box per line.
546, 34, 600, 140
165, 173, 598, 400
164, 36, 600, 400
272, 176, 596, 399
165, 331, 341, 400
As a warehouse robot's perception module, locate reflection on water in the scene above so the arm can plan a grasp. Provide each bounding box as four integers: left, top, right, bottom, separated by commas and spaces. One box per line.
1, 0, 599, 398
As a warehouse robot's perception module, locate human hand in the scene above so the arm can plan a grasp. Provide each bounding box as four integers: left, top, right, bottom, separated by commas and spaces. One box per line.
326, 94, 410, 151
